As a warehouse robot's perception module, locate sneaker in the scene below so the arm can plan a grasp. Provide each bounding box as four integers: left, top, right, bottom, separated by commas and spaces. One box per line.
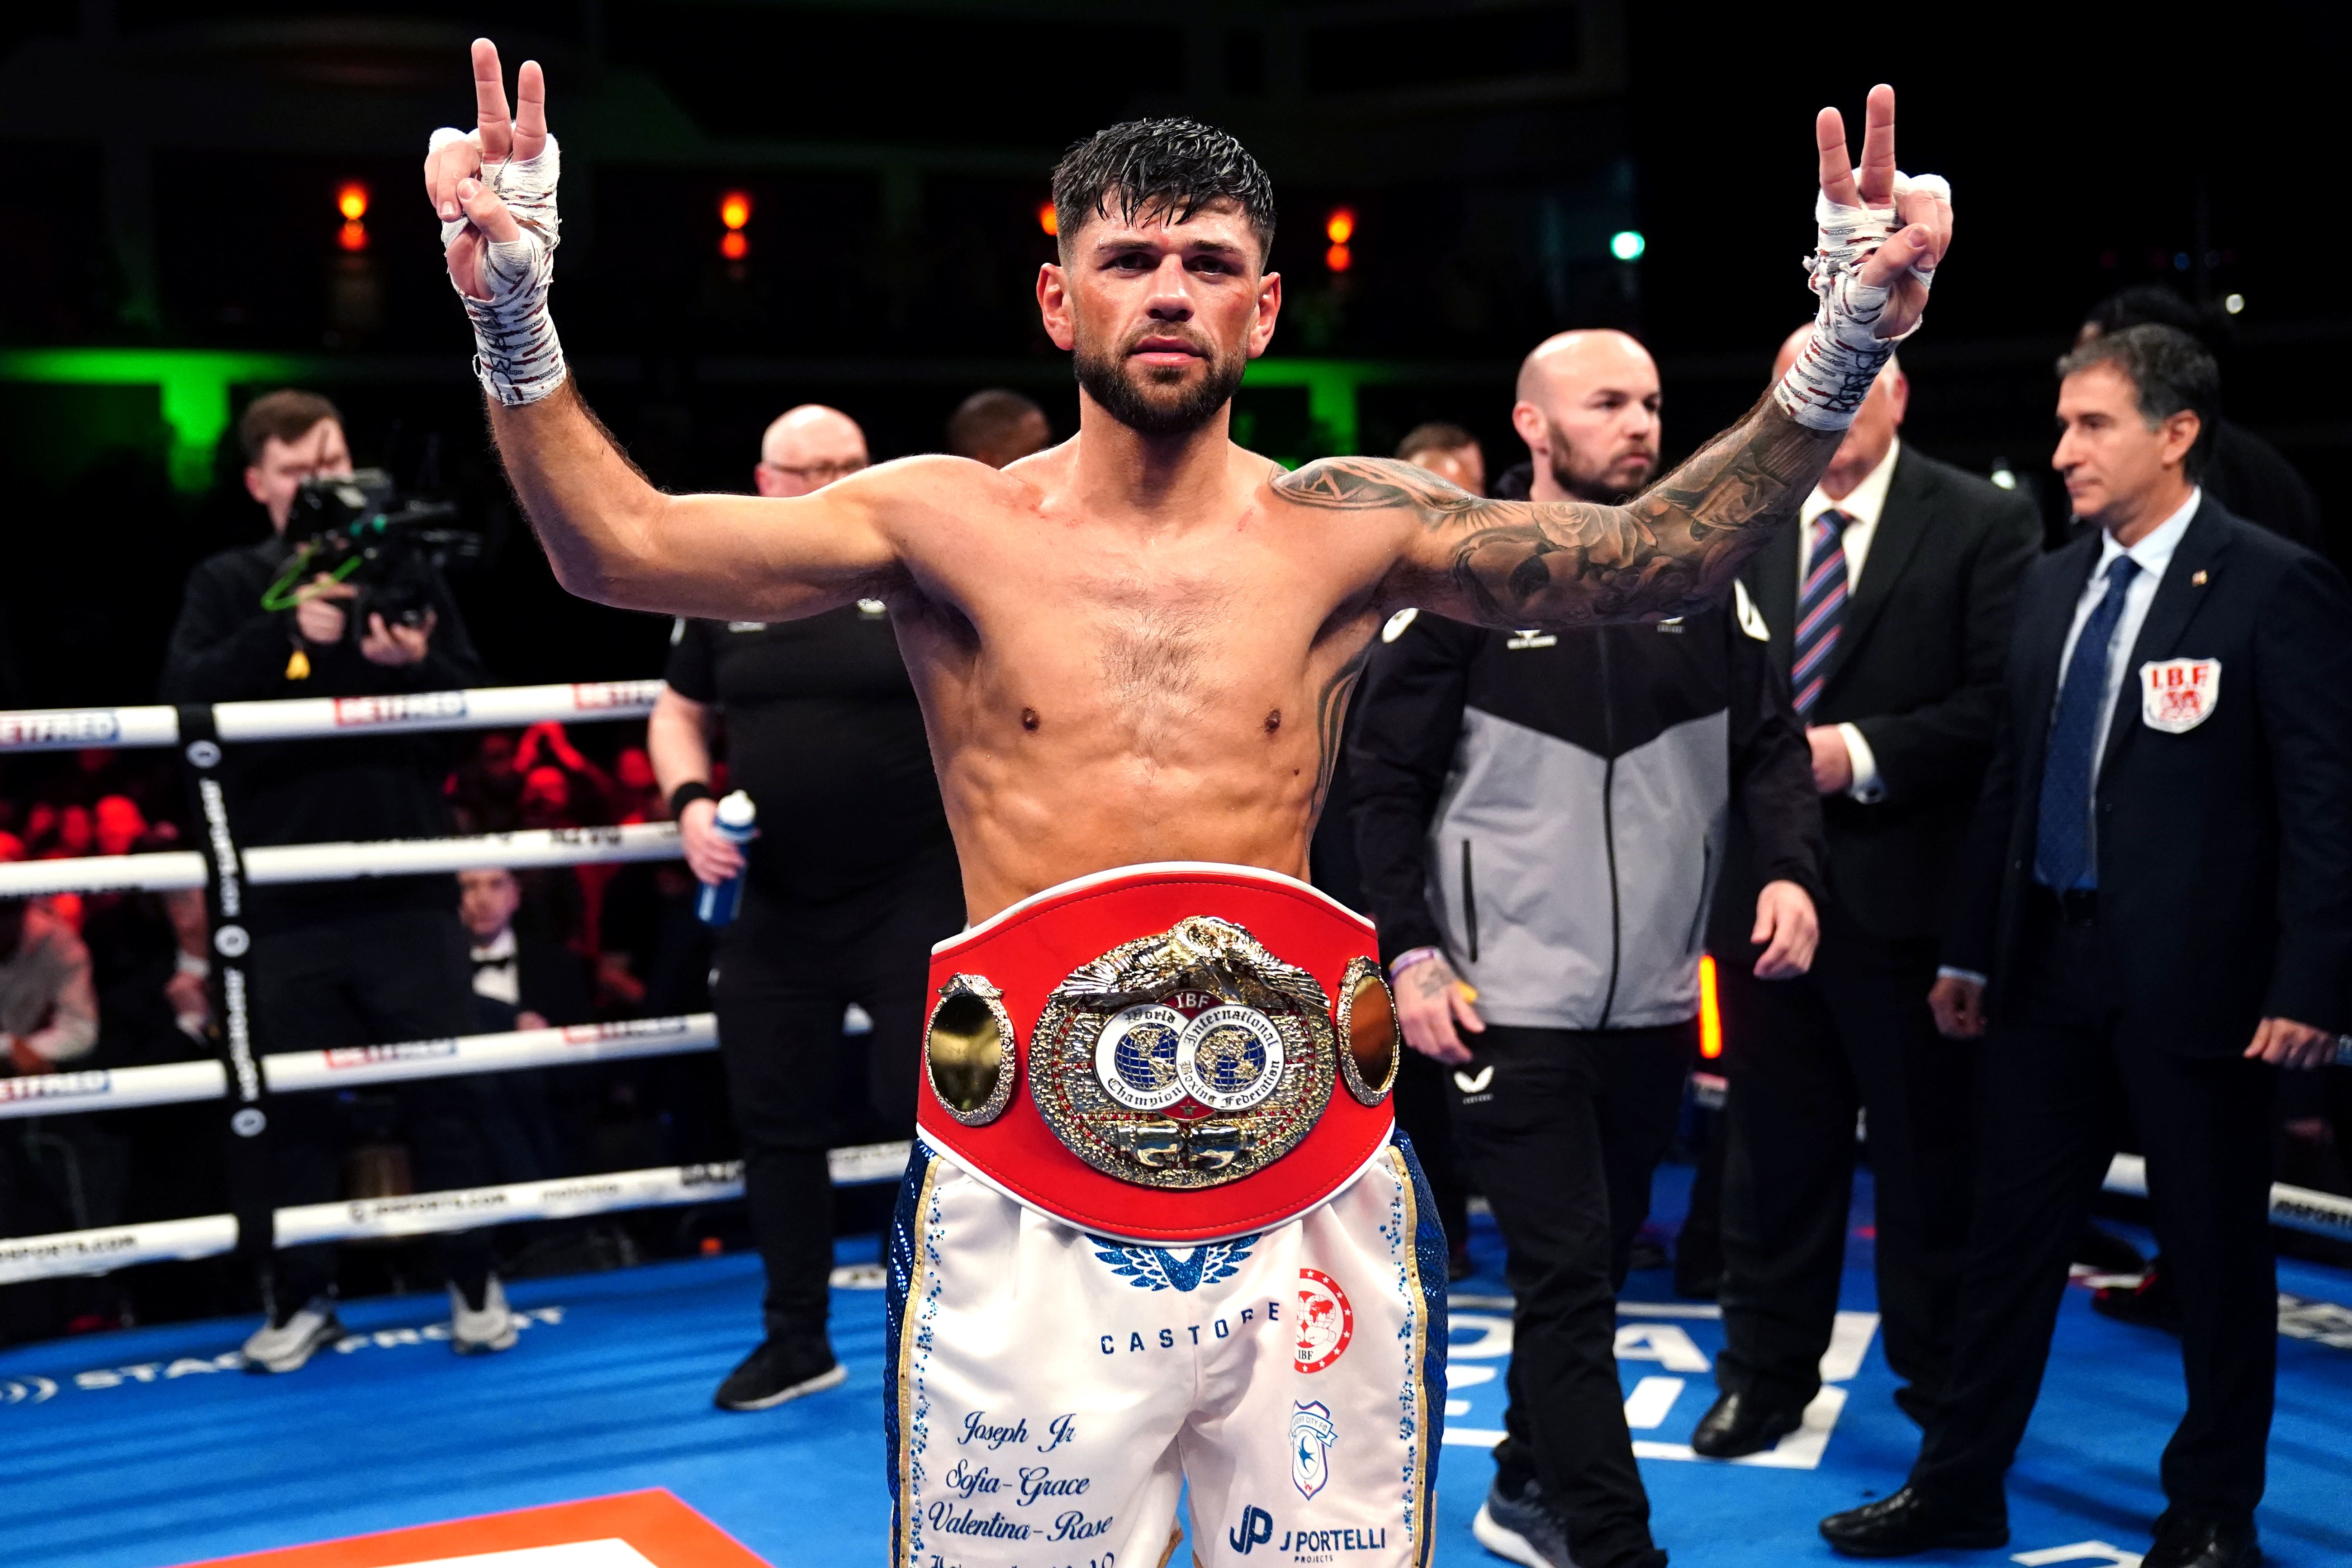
1473, 1476, 1579, 1568
241, 1296, 343, 1374
450, 1274, 520, 1355
714, 1337, 847, 1411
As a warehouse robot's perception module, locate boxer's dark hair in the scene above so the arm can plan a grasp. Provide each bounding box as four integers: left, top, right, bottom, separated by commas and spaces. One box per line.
2056, 323, 2219, 480
1052, 118, 1276, 265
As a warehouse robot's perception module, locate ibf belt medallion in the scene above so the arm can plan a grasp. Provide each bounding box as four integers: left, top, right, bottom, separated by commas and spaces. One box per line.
1032, 916, 1334, 1189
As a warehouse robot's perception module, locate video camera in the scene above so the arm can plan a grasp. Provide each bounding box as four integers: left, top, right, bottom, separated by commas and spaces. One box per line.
266, 469, 481, 636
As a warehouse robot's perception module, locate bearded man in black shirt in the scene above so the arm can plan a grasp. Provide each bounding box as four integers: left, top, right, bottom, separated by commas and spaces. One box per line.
649, 403, 964, 1411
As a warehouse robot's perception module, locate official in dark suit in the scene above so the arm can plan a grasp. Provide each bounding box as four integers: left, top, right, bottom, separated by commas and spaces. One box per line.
1821, 325, 2352, 1568
1693, 331, 2039, 1458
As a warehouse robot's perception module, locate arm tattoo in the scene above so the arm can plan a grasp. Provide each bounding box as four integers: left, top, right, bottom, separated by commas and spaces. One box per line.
1311, 643, 1370, 822
1274, 396, 1838, 628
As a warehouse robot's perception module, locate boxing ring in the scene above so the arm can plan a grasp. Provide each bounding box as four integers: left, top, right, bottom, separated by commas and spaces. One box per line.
0, 685, 2347, 1568
0, 680, 909, 1291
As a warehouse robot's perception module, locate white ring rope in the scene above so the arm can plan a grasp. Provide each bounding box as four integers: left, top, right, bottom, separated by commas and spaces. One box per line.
0, 1014, 720, 1122
0, 680, 663, 755
0, 1143, 912, 1286
2104, 1154, 2352, 1243
0, 821, 681, 900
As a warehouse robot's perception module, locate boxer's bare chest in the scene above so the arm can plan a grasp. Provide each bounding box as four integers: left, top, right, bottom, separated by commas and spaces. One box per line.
889, 479, 1395, 908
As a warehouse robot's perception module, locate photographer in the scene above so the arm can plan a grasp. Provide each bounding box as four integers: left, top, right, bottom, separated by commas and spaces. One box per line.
161, 389, 513, 1372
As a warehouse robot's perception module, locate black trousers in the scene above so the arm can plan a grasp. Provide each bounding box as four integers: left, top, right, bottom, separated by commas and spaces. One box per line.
1713, 908, 1974, 1412
1449, 1020, 1694, 1568
247, 908, 493, 1309
711, 862, 963, 1344
1910, 899, 2277, 1519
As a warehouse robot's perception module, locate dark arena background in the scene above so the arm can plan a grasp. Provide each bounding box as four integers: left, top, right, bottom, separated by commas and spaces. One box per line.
1, 5, 2348, 1568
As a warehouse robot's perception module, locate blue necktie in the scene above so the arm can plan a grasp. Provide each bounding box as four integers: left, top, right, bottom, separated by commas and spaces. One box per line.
2034, 554, 2141, 890
1791, 510, 1850, 719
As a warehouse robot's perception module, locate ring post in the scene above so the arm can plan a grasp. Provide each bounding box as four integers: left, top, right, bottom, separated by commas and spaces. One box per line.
175, 703, 274, 1265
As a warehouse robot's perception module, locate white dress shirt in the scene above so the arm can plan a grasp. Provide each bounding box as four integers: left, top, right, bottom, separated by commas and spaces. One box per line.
2054, 487, 2201, 775
1796, 438, 1902, 801
471, 926, 520, 1006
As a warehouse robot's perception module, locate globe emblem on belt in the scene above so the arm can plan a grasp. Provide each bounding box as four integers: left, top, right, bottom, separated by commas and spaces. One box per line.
1176, 1005, 1287, 1113
1116, 1019, 1181, 1096
1094, 1004, 1191, 1111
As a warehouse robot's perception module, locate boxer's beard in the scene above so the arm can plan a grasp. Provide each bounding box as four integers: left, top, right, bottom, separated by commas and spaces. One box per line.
1074, 322, 1248, 437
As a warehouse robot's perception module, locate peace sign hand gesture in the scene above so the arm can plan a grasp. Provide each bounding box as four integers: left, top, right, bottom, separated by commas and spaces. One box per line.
1775, 84, 1953, 431
423, 39, 568, 405
1811, 84, 1952, 342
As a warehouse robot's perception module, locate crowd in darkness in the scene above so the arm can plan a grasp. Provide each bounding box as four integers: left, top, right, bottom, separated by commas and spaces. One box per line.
0, 722, 777, 1345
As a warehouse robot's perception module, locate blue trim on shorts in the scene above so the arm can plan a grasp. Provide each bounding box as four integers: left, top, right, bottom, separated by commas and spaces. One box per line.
883, 1138, 934, 1537
1394, 1127, 1449, 1556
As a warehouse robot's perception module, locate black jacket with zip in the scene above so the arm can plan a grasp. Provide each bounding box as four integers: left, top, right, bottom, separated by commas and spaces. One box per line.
1347, 474, 1822, 1030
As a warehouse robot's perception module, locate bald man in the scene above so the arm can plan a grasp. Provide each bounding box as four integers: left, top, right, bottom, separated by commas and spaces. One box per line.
1692, 329, 2039, 1460
1499, 329, 1662, 504
755, 403, 869, 497
650, 403, 963, 1411
1350, 329, 1825, 1568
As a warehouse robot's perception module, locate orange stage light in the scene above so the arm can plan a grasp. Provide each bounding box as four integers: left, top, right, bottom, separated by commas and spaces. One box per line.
1324, 208, 1356, 246
719, 230, 749, 261
1698, 953, 1723, 1059
336, 181, 369, 222
719, 191, 752, 231
337, 219, 369, 253
1038, 201, 1058, 237
1325, 242, 1352, 273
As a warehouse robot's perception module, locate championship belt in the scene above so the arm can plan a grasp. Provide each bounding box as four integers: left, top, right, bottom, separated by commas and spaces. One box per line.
916, 862, 1402, 1245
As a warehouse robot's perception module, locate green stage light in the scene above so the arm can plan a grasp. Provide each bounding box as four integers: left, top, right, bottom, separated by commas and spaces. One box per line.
1610, 230, 1646, 262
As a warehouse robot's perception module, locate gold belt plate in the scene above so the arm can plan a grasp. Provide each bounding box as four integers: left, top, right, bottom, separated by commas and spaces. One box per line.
1027, 916, 1336, 1189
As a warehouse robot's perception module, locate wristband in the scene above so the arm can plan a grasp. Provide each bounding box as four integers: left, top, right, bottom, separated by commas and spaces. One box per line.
668, 781, 716, 819
1389, 947, 1446, 983
175, 951, 211, 979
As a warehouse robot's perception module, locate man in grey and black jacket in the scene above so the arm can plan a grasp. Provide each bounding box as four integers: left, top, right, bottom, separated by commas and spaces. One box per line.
1349, 331, 1826, 1568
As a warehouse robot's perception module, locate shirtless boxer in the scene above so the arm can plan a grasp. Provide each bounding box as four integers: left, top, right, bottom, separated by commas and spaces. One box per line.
425, 41, 1949, 1568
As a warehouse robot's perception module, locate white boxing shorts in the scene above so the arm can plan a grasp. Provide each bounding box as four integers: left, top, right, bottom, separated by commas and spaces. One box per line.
886, 1135, 1446, 1568
885, 863, 1447, 1568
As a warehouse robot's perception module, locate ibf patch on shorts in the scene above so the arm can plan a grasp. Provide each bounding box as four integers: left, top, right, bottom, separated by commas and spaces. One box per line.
2140, 657, 2221, 734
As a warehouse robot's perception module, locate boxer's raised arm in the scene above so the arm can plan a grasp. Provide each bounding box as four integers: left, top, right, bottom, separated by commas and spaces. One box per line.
427, 40, 899, 621
486, 384, 900, 621
1282, 85, 1951, 630
1280, 399, 1838, 628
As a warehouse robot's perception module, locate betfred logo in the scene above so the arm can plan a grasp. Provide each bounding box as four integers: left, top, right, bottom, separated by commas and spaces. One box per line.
1294, 1268, 1354, 1373
560, 1017, 691, 1045
0, 711, 121, 747
333, 692, 469, 727
569, 681, 660, 710
0, 1071, 111, 1104
324, 1039, 459, 1069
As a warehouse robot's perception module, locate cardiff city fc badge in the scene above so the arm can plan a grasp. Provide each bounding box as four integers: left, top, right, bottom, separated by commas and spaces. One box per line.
2140, 657, 2221, 734
1030, 917, 1335, 1189
1290, 1400, 1338, 1499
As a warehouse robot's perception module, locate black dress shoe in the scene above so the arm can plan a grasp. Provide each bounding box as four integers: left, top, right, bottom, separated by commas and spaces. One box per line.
1819, 1486, 2008, 1558
1689, 1390, 1804, 1458
2144, 1513, 2259, 1568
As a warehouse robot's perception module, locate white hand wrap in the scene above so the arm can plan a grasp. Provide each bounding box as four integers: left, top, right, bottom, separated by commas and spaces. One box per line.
1773, 171, 1949, 431
433, 127, 567, 407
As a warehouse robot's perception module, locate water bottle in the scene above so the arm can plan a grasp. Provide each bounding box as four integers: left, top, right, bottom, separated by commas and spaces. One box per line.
695, 790, 758, 927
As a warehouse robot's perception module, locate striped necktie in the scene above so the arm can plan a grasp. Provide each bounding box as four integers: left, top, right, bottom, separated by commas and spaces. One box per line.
1792, 509, 1850, 718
